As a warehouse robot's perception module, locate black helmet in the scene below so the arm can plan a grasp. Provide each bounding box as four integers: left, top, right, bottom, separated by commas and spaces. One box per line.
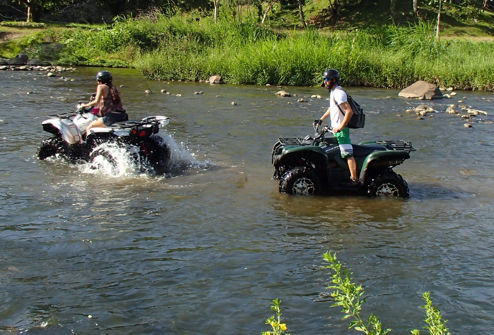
96, 70, 112, 84
322, 69, 339, 81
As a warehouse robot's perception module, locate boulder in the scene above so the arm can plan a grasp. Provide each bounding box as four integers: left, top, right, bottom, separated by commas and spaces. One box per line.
209, 75, 223, 84
399, 81, 443, 100
275, 90, 291, 97
8, 53, 29, 66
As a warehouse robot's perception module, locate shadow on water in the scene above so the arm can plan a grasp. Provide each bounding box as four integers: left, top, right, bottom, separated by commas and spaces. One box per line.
409, 182, 476, 200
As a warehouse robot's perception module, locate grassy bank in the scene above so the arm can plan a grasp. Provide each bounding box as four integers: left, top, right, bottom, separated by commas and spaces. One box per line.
2, 15, 494, 90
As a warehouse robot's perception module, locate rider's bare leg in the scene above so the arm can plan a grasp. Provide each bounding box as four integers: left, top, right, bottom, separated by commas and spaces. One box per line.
347, 156, 358, 182
86, 118, 105, 134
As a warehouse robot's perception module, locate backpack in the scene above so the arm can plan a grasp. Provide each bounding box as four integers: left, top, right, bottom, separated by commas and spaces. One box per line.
333, 92, 365, 129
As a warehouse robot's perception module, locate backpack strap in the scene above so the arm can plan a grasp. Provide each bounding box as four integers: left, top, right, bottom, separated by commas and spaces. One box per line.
331, 88, 347, 118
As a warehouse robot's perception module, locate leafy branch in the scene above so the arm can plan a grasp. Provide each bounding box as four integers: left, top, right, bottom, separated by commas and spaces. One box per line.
262, 252, 451, 335
323, 251, 391, 335
262, 298, 290, 335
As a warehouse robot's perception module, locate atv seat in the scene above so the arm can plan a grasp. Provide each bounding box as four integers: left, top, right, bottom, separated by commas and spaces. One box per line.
352, 144, 386, 157
323, 143, 385, 159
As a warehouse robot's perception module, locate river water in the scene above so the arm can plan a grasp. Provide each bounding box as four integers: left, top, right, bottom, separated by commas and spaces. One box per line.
1, 67, 493, 334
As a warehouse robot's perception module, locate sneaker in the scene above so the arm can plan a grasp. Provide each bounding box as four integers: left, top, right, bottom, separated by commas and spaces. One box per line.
343, 178, 360, 187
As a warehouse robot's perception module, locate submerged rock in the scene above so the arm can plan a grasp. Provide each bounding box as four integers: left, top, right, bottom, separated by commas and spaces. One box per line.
414, 104, 435, 116
275, 90, 291, 97
399, 81, 443, 100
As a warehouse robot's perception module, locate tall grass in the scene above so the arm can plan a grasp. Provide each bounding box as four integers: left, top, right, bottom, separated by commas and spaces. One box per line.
57, 14, 494, 90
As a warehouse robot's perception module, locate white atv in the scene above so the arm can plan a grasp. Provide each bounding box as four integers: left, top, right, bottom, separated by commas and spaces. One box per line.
38, 106, 171, 175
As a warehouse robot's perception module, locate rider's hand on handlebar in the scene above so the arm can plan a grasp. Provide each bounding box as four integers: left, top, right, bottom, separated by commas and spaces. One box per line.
313, 119, 322, 132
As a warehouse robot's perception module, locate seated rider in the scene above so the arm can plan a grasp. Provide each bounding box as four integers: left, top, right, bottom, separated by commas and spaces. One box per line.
81, 70, 128, 134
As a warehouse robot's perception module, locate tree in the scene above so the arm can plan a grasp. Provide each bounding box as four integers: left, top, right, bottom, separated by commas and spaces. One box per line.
213, 0, 220, 22
12, 0, 75, 22
436, 0, 442, 40
261, 0, 277, 24
297, 0, 306, 28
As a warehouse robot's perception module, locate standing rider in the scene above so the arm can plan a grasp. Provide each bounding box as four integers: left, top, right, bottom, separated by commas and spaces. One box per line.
81, 70, 128, 134
314, 69, 359, 185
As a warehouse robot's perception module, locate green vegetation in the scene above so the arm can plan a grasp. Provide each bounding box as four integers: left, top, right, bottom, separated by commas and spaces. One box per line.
51, 14, 494, 90
262, 252, 451, 335
2, 1, 494, 90
262, 299, 290, 335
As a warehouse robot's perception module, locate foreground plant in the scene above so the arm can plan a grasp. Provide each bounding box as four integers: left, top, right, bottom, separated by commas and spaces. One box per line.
324, 252, 391, 335
262, 299, 289, 335
324, 252, 451, 335
411, 292, 451, 335
263, 253, 450, 334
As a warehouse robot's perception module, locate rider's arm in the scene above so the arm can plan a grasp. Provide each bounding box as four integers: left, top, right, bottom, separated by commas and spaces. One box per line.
81, 85, 104, 108
320, 107, 331, 122
336, 101, 353, 130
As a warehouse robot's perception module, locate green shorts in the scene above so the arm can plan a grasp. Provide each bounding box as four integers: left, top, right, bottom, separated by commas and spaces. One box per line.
334, 127, 354, 158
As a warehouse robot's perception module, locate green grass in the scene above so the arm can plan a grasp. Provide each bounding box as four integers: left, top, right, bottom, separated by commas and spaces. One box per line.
2, 5, 494, 90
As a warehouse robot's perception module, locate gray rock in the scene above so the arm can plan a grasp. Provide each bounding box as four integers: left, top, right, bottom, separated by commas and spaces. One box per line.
399, 81, 443, 100
209, 75, 223, 84
8, 53, 29, 66
275, 90, 291, 97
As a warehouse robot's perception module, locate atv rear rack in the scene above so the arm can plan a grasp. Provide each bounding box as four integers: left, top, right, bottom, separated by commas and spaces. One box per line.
375, 140, 415, 152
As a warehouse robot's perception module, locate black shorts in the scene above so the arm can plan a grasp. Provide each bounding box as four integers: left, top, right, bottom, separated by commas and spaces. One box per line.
103, 112, 128, 126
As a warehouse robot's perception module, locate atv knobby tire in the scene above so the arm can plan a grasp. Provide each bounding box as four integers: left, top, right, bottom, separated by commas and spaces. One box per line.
38, 137, 61, 160
367, 170, 409, 198
89, 147, 119, 176
279, 167, 321, 195
145, 136, 170, 175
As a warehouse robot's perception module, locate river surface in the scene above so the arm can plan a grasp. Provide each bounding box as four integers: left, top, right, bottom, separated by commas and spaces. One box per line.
1, 67, 494, 334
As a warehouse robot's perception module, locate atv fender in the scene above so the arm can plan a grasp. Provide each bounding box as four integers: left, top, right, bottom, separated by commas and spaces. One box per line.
360, 150, 410, 181
42, 118, 81, 144
274, 146, 328, 176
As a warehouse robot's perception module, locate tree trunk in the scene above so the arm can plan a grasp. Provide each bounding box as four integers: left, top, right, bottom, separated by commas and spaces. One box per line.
390, 0, 398, 24
213, 0, 220, 22
298, 0, 307, 28
413, 0, 418, 14
26, 0, 32, 22
261, 0, 277, 25
436, 0, 442, 41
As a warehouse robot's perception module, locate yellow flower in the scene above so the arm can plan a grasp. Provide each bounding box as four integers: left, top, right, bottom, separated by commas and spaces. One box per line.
280, 323, 287, 331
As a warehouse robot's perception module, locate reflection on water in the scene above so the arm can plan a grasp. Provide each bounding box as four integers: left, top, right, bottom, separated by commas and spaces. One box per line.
1, 68, 494, 334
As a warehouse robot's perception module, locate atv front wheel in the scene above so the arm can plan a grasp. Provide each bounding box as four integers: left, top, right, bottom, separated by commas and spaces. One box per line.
279, 167, 321, 195
38, 137, 61, 160
367, 170, 409, 198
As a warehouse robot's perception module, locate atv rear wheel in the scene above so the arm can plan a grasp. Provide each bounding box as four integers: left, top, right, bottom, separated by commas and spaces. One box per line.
367, 170, 409, 198
144, 136, 170, 175
279, 167, 321, 195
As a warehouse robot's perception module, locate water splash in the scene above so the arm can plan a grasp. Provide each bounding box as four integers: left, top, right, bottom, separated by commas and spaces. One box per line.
158, 133, 213, 176
77, 133, 213, 178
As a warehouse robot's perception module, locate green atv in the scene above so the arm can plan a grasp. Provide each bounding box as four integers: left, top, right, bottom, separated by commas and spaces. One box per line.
271, 126, 415, 197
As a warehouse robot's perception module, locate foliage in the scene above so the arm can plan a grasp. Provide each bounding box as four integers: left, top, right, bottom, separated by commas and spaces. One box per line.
324, 252, 392, 335
411, 292, 451, 335
0, 21, 46, 28
262, 299, 290, 335
261, 252, 451, 334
